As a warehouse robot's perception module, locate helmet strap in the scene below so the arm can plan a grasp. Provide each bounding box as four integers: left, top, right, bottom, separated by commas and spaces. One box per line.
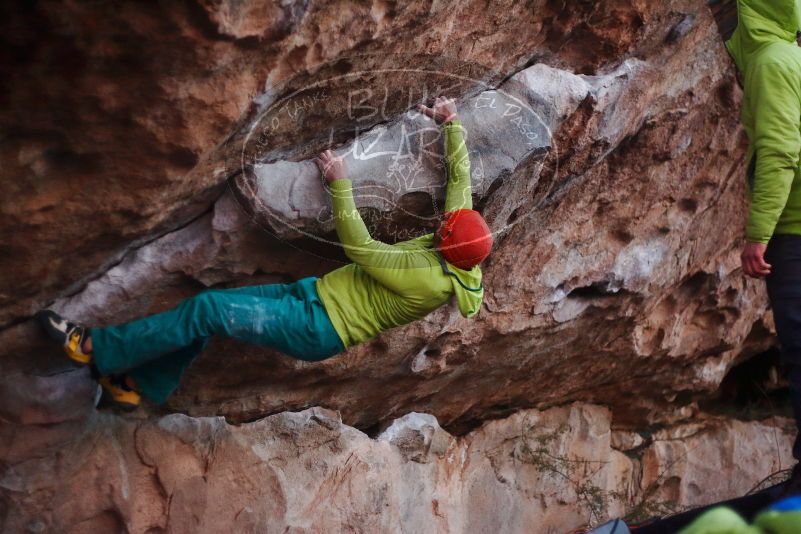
437, 252, 483, 292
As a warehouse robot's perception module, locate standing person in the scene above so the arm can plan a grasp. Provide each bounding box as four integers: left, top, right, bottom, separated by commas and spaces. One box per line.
36, 96, 493, 411
727, 0, 801, 493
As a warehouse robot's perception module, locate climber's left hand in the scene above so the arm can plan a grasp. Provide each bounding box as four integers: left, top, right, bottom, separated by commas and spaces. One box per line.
314, 149, 347, 183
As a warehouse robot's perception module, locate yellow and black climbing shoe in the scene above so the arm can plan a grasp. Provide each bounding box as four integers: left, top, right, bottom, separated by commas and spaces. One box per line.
98, 375, 141, 412
35, 309, 92, 365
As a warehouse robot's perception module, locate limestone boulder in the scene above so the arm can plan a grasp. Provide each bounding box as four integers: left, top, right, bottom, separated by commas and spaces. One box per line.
0, 0, 771, 434
2, 0, 793, 531
1, 404, 792, 533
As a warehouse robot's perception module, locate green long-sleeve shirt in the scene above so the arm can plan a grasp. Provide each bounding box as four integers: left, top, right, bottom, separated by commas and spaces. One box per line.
726, 0, 801, 243
316, 120, 484, 348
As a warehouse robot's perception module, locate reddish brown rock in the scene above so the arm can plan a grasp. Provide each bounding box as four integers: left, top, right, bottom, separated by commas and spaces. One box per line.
1, 404, 792, 533
0, 0, 790, 530
1, 1, 768, 433
0, 0, 644, 326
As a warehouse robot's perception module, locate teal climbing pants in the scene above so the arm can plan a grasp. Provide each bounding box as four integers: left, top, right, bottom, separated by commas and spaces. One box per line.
89, 277, 345, 404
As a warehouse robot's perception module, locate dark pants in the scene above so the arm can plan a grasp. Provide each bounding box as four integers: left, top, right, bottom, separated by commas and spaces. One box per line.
765, 235, 801, 461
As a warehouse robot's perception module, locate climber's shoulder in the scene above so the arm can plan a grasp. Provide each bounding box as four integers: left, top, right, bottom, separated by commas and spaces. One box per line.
392, 233, 435, 248
750, 42, 801, 75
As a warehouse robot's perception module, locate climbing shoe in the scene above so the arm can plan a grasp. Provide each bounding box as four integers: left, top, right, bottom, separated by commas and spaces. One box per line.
35, 309, 92, 365
98, 375, 141, 412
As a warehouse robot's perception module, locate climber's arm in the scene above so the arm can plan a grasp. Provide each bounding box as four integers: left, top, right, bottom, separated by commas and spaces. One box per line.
741, 62, 801, 278
328, 179, 430, 292
417, 96, 472, 211
442, 119, 472, 211
747, 62, 801, 243
314, 151, 420, 293
327, 178, 397, 266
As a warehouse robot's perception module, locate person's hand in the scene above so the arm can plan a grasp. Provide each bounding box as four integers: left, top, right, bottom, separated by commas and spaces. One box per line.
417, 96, 458, 125
314, 149, 347, 183
741, 242, 771, 278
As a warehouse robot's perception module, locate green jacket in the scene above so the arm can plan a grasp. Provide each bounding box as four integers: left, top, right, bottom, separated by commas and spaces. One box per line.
726, 0, 801, 243
316, 120, 484, 348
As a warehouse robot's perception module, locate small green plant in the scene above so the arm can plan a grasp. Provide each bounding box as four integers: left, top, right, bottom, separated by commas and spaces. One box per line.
515, 419, 621, 527
621, 487, 684, 525
513, 415, 790, 529
513, 417, 691, 528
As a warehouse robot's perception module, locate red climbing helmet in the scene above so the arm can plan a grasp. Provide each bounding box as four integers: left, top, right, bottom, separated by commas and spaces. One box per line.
436, 209, 493, 270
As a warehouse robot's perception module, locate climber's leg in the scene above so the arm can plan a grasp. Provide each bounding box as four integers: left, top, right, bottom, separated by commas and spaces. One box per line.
116, 281, 302, 403
765, 235, 801, 462
206, 279, 298, 300
90, 277, 343, 402
90, 291, 285, 374
170, 277, 341, 362
119, 338, 207, 404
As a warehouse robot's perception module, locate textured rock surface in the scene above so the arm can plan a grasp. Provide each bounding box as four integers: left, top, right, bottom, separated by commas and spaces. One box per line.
1, 404, 793, 533
0, 0, 645, 326
1, 0, 771, 432
2, 0, 791, 530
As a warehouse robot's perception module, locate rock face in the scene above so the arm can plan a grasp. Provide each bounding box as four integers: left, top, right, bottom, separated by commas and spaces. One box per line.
2, 404, 794, 533
1, 0, 790, 531
0, 0, 638, 326
1, 0, 769, 429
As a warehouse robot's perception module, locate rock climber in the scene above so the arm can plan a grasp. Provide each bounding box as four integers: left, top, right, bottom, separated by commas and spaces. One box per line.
727, 0, 801, 494
35, 96, 493, 411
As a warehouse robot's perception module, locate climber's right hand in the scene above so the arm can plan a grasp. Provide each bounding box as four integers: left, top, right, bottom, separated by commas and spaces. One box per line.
741, 241, 771, 278
417, 96, 458, 125
314, 149, 347, 183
